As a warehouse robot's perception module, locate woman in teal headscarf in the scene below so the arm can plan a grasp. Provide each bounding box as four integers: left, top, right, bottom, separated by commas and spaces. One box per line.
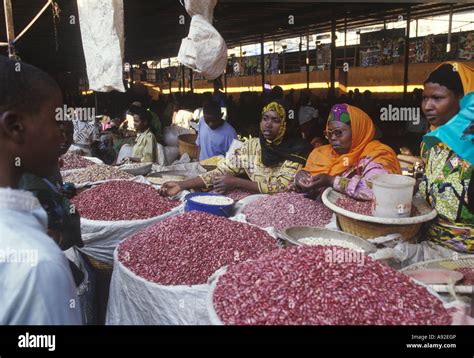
419, 62, 474, 254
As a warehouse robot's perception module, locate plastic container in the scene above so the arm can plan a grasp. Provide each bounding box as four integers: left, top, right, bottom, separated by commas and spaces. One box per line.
371, 174, 416, 218
185, 192, 234, 217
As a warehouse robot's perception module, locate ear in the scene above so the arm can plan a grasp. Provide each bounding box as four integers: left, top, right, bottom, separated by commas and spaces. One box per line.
0, 111, 27, 144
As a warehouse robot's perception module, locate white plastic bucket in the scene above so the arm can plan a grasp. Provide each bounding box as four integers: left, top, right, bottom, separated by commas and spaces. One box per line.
371, 174, 416, 218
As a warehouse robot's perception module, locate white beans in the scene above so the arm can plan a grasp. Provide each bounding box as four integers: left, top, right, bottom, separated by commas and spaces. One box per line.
190, 195, 233, 205
299, 237, 363, 251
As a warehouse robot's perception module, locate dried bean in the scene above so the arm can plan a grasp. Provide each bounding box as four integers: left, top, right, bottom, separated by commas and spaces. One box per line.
224, 189, 254, 201
71, 180, 179, 220
60, 152, 95, 170
213, 246, 452, 325
118, 211, 277, 286
64, 164, 133, 184
243, 192, 332, 230
336, 196, 373, 216
455, 268, 474, 285
336, 196, 421, 217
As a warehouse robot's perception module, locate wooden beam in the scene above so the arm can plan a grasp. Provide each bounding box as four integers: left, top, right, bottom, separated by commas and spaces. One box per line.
4, 0, 16, 58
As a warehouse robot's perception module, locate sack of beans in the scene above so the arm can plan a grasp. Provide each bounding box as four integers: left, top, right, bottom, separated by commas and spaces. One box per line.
237, 192, 335, 231
106, 211, 278, 325
71, 180, 184, 263
208, 245, 454, 325
63, 164, 136, 189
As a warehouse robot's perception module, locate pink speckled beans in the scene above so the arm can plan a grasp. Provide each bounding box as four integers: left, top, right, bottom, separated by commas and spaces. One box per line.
243, 192, 332, 230
118, 211, 278, 286
71, 181, 180, 220
213, 246, 452, 325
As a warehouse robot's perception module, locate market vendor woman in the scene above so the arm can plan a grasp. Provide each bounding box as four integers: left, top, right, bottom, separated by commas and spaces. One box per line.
419, 62, 474, 254
293, 103, 401, 200
160, 101, 312, 196
119, 105, 157, 163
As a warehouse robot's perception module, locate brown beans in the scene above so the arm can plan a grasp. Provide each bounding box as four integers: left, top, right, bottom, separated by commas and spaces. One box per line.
243, 192, 333, 230
336, 196, 421, 217
224, 189, 254, 201
60, 152, 95, 171
213, 246, 453, 325
118, 211, 278, 286
63, 164, 133, 184
336, 196, 373, 216
456, 268, 474, 285
71, 180, 180, 220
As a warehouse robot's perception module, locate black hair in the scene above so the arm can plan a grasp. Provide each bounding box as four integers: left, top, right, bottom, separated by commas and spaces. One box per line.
0, 56, 60, 115
128, 105, 152, 126
270, 86, 284, 100
203, 100, 222, 118
424, 64, 464, 97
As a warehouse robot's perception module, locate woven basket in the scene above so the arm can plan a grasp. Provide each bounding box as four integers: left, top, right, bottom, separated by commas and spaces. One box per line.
336, 214, 422, 240
84, 254, 113, 272
178, 134, 198, 160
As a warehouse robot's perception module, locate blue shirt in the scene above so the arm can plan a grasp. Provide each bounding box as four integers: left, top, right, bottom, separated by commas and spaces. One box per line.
196, 119, 237, 161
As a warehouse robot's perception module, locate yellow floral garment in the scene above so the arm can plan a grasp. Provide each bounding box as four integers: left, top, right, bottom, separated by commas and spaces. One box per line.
199, 138, 303, 194
419, 143, 474, 253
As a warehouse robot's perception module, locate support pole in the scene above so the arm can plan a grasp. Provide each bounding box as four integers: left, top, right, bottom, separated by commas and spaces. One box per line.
306, 27, 310, 89
330, 18, 336, 96
403, 5, 411, 100
4, 0, 16, 58
447, 4, 453, 53
260, 33, 265, 92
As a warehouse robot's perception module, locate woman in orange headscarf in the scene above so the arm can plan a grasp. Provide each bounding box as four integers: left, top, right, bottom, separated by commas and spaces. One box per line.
294, 103, 401, 200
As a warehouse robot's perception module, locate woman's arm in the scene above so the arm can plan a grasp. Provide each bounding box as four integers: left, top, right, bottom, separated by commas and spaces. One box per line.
333, 160, 388, 200
258, 161, 303, 194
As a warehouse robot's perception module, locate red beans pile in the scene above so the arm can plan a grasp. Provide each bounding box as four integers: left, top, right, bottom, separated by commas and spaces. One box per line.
213, 246, 452, 325
223, 189, 254, 201
118, 211, 277, 286
71, 181, 180, 221
336, 196, 373, 216
336, 196, 421, 217
456, 268, 474, 285
60, 152, 94, 170
243, 192, 333, 230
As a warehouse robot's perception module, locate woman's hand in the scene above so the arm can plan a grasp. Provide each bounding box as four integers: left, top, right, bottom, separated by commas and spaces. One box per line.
307, 173, 335, 188
213, 175, 237, 194
294, 170, 312, 190
159, 181, 182, 197
297, 173, 335, 191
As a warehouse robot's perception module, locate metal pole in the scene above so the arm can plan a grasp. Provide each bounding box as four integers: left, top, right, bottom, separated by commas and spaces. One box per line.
306, 27, 310, 89
4, 0, 16, 58
181, 65, 185, 93
330, 18, 336, 96
299, 34, 302, 69
447, 5, 453, 53
403, 5, 411, 100
344, 17, 347, 62
189, 68, 194, 93
260, 33, 265, 92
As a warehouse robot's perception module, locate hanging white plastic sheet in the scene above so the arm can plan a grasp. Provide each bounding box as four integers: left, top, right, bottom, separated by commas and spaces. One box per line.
77, 0, 125, 92
177, 0, 227, 80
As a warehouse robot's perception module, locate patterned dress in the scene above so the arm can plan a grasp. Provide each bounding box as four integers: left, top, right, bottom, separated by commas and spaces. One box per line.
419, 143, 474, 253
199, 138, 303, 194
332, 156, 390, 201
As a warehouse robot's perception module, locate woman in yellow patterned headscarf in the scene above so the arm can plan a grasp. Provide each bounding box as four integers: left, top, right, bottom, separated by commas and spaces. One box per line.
159, 100, 313, 196
259, 101, 312, 167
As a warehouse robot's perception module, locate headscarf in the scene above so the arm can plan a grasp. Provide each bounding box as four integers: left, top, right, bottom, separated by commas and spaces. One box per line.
259, 101, 312, 167
423, 62, 474, 165
303, 104, 401, 176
